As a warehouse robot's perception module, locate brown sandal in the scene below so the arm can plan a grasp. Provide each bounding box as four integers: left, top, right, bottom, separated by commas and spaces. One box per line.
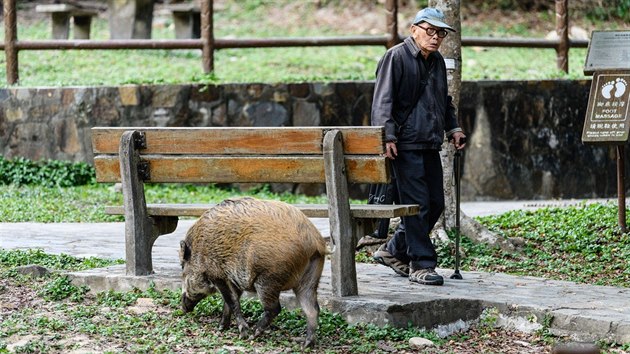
373, 244, 409, 277
409, 267, 444, 286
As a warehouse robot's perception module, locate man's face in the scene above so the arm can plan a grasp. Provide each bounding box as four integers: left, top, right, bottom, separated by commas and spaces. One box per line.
411, 22, 447, 55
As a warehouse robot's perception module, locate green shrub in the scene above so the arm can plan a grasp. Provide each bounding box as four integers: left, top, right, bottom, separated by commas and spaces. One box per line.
585, 1, 630, 22
0, 157, 95, 187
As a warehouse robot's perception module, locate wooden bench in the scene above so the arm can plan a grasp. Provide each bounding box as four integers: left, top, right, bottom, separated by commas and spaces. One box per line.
36, 4, 99, 40
163, 3, 200, 39
91, 126, 419, 297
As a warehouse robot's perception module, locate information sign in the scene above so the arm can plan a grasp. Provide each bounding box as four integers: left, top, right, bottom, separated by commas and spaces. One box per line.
584, 31, 630, 75
582, 72, 630, 144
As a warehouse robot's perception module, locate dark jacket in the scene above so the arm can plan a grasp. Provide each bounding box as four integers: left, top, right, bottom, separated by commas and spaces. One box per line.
371, 36, 461, 150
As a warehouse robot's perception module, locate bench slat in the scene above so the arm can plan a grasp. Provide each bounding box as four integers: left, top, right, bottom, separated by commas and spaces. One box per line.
35, 4, 98, 16
91, 127, 385, 155
36, 4, 77, 12
105, 203, 419, 219
164, 3, 200, 12
94, 155, 389, 184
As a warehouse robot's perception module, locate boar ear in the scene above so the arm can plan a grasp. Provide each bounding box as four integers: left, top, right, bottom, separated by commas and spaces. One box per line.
180, 240, 192, 262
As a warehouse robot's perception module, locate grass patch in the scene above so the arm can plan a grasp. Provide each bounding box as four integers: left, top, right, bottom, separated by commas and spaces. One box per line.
0, 184, 123, 223
439, 202, 630, 287
3, 1, 621, 86
0, 182, 331, 223
0, 248, 122, 271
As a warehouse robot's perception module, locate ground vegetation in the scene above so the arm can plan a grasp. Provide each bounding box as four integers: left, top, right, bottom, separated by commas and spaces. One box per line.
1, 158, 630, 352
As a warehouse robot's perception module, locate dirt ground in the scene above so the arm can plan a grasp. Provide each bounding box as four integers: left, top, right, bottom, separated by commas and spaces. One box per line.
0, 275, 555, 353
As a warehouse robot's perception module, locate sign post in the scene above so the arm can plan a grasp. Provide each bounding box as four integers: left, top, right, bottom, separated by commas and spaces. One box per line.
582, 30, 630, 232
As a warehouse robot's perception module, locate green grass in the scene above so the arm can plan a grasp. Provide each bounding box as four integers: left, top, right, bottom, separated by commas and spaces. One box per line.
0, 248, 123, 272
461, 203, 630, 287
1, 1, 619, 87
0, 184, 123, 223
0, 182, 331, 223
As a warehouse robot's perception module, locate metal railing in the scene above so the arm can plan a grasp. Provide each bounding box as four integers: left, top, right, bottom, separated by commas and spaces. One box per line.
2, 0, 587, 85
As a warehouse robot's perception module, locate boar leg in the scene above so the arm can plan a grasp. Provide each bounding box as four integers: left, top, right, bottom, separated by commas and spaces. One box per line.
219, 301, 232, 330
214, 279, 249, 338
295, 256, 325, 348
295, 287, 320, 348
252, 287, 282, 339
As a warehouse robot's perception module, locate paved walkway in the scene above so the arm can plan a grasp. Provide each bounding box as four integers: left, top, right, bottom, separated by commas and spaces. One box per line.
1, 200, 629, 344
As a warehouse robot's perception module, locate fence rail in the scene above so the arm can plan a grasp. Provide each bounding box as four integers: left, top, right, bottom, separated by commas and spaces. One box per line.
3, 0, 582, 85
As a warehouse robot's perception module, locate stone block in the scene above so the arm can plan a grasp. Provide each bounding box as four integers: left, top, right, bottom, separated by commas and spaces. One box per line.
293, 100, 320, 126
152, 85, 181, 108
54, 118, 81, 154
245, 102, 288, 127
118, 85, 139, 106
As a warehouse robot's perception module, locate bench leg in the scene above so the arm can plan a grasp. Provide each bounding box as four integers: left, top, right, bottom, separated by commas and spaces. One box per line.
323, 129, 358, 297
125, 215, 178, 276
172, 11, 200, 39
119, 130, 179, 276
73, 15, 93, 39
51, 12, 71, 40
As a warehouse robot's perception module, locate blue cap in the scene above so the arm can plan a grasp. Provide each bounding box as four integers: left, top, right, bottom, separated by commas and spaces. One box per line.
412, 8, 455, 32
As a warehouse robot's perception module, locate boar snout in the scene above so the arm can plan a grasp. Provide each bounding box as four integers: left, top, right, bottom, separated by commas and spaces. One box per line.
181, 293, 201, 313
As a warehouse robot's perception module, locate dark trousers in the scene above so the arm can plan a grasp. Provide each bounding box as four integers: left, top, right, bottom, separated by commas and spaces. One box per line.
387, 149, 444, 270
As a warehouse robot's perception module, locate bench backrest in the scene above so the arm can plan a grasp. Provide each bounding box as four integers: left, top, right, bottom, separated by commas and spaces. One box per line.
91, 127, 390, 185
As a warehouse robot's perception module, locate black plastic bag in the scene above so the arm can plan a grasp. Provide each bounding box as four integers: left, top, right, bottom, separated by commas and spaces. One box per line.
367, 183, 397, 239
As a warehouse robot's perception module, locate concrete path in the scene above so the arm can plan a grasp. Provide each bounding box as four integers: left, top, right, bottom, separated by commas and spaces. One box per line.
1, 200, 629, 344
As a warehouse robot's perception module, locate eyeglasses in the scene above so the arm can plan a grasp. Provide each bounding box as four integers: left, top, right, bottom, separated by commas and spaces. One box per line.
414, 25, 448, 38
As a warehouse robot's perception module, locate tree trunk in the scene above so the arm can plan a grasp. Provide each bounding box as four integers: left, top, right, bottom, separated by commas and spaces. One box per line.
428, 0, 461, 232
428, 0, 512, 250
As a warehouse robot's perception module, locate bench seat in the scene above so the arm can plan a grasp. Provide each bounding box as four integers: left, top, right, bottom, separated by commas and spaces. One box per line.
105, 203, 417, 219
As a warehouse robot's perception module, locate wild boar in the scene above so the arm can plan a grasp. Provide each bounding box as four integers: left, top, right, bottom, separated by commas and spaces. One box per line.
179, 197, 328, 348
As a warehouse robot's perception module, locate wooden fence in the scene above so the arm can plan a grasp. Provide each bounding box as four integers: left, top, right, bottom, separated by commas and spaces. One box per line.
2, 0, 587, 85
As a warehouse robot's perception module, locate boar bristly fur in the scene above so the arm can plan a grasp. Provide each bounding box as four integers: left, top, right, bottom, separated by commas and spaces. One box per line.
179, 197, 328, 348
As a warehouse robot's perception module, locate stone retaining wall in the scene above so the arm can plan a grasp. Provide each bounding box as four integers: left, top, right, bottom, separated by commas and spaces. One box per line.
0, 80, 622, 200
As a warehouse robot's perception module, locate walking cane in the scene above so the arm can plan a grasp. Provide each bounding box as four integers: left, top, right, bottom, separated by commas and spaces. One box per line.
450, 145, 464, 280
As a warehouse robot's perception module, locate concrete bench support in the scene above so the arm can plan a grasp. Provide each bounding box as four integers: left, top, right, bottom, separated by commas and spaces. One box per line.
36, 4, 98, 40
165, 3, 201, 39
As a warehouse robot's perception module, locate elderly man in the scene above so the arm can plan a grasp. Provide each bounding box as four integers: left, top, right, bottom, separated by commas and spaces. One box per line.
371, 7, 466, 286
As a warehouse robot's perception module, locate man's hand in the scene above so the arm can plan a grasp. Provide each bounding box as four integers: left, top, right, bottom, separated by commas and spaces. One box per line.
385, 141, 397, 160
451, 132, 466, 150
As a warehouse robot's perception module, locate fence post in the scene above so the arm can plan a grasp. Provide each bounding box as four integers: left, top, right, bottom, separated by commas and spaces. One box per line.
555, 0, 569, 73
385, 0, 400, 48
201, 0, 214, 73
4, 0, 19, 85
